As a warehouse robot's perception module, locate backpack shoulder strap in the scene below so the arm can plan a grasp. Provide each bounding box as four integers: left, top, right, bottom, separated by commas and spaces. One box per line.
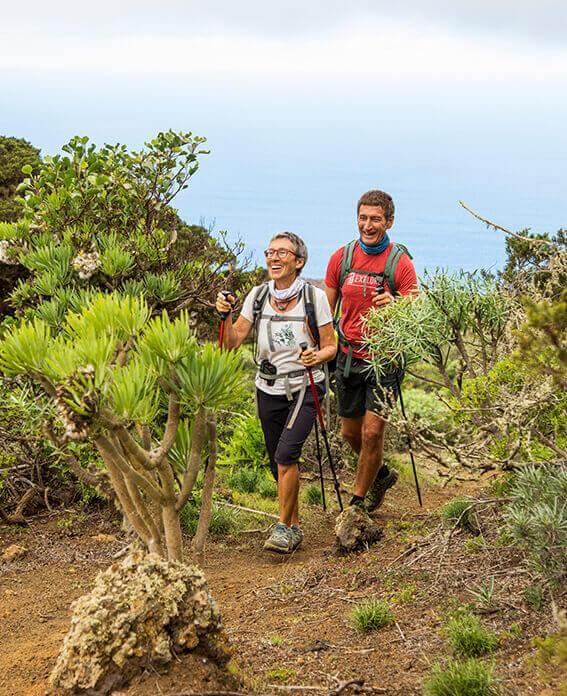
338, 240, 357, 289
252, 282, 270, 327
384, 243, 412, 296
303, 282, 320, 348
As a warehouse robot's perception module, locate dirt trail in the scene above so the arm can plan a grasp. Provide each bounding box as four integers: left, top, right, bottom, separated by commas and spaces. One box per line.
0, 478, 559, 695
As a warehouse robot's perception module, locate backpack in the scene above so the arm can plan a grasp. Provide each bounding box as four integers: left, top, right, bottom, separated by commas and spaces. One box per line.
338, 239, 412, 298
251, 282, 321, 357
334, 240, 413, 376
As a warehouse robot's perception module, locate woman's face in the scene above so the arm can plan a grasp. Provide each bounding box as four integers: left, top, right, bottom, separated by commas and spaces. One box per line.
265, 237, 304, 282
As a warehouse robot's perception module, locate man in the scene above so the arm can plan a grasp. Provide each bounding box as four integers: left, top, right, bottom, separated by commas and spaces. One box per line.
325, 190, 417, 511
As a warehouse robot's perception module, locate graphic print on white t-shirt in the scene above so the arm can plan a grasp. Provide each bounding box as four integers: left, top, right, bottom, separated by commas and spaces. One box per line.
239, 284, 333, 397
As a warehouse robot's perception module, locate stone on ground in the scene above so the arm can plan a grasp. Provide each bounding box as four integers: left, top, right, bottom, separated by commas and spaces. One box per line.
2, 544, 28, 561
49, 550, 230, 695
335, 506, 382, 552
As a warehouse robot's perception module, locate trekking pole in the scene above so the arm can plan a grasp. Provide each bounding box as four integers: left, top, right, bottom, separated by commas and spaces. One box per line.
313, 419, 327, 511
300, 342, 343, 511
375, 285, 422, 507
395, 372, 423, 507
217, 291, 234, 349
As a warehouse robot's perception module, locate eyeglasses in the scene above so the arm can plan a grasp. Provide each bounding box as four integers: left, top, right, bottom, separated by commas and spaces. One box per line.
263, 248, 298, 260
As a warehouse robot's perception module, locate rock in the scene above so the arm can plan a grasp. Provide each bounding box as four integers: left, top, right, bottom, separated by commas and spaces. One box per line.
49, 550, 231, 695
91, 534, 118, 543
334, 506, 382, 552
2, 544, 28, 561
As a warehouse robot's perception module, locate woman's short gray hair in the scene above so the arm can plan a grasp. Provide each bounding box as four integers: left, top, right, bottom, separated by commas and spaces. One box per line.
269, 231, 308, 274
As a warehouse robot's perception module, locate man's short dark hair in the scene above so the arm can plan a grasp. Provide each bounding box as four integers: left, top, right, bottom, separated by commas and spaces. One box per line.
357, 190, 395, 220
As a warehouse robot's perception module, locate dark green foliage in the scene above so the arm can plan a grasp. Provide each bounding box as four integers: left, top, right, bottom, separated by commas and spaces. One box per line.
523, 584, 545, 611
423, 659, 498, 696
350, 599, 394, 632
257, 476, 277, 499
0, 136, 41, 222
228, 468, 261, 494
501, 229, 566, 297
444, 613, 499, 657
220, 413, 268, 471
304, 483, 323, 506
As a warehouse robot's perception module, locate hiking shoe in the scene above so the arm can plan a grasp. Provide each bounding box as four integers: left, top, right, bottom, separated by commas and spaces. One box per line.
289, 524, 304, 551
263, 523, 292, 553
366, 468, 399, 512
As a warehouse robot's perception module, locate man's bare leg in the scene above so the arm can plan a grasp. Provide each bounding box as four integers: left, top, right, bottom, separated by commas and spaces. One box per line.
343, 411, 387, 498
277, 463, 300, 526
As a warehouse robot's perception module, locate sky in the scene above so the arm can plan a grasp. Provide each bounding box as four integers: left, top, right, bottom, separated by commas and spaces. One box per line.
2, 1, 566, 276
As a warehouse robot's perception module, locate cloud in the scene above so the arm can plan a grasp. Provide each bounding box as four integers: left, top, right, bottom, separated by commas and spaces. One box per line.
2, 0, 566, 45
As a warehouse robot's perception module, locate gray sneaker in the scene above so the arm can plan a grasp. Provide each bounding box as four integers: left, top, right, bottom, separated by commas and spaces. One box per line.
366, 468, 399, 512
263, 523, 292, 553
289, 524, 304, 551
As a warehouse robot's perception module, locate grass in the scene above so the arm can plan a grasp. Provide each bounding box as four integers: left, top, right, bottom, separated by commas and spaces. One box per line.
257, 476, 277, 499
423, 658, 499, 696
266, 668, 296, 682
303, 483, 323, 506
179, 501, 242, 537
393, 583, 418, 605
350, 598, 394, 633
444, 613, 499, 657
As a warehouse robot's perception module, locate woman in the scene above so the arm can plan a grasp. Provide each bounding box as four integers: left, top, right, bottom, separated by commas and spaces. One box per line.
216, 232, 336, 554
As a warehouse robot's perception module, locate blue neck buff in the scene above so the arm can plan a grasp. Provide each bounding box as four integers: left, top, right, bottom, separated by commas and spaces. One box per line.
359, 234, 390, 255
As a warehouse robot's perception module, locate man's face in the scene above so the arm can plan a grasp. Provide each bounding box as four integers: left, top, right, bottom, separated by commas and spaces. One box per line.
357, 204, 394, 245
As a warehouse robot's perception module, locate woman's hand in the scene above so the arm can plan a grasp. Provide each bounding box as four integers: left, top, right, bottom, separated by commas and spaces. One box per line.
300, 347, 320, 368
216, 292, 235, 316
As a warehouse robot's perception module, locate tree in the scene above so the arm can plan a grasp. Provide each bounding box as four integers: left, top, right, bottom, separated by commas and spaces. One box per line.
0, 136, 41, 223
0, 131, 257, 324
0, 293, 245, 561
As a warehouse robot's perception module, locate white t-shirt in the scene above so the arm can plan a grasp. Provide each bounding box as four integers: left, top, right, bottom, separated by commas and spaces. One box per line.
240, 284, 333, 396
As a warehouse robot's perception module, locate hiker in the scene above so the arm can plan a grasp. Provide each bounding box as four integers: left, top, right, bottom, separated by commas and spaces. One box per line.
216, 232, 336, 554
325, 190, 418, 512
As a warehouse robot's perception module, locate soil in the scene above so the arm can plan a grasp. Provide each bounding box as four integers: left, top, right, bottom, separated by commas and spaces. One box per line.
0, 476, 564, 696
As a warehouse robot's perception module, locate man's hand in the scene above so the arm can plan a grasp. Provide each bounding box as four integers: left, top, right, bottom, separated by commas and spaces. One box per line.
215, 292, 235, 316
372, 290, 394, 308
300, 347, 320, 368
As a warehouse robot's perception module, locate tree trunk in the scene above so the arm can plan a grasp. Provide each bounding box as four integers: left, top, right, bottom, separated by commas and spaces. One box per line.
162, 503, 184, 562
192, 416, 217, 558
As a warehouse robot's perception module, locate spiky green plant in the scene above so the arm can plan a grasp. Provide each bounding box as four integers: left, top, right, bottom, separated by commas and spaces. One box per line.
350, 599, 394, 632
0, 293, 245, 561
423, 658, 498, 696
444, 612, 499, 657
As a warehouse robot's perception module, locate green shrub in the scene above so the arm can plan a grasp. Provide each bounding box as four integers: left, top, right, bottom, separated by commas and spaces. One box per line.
403, 388, 453, 432
258, 475, 277, 499
220, 413, 267, 470
208, 504, 238, 537
350, 599, 394, 633
179, 501, 238, 537
523, 584, 545, 611
444, 613, 499, 657
228, 468, 261, 494
441, 497, 475, 532
424, 658, 498, 696
504, 464, 567, 582
303, 483, 323, 506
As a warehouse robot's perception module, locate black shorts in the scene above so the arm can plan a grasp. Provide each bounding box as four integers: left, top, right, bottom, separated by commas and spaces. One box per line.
335, 351, 403, 419
257, 383, 325, 480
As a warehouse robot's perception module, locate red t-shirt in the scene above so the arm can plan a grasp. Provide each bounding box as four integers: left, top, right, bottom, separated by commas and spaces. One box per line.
325, 241, 418, 359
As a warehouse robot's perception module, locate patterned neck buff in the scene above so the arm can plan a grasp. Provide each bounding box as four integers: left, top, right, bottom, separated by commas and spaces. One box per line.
269, 276, 306, 301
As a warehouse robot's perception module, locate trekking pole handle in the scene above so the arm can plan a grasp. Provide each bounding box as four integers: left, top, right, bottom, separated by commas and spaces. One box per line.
218, 291, 235, 320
